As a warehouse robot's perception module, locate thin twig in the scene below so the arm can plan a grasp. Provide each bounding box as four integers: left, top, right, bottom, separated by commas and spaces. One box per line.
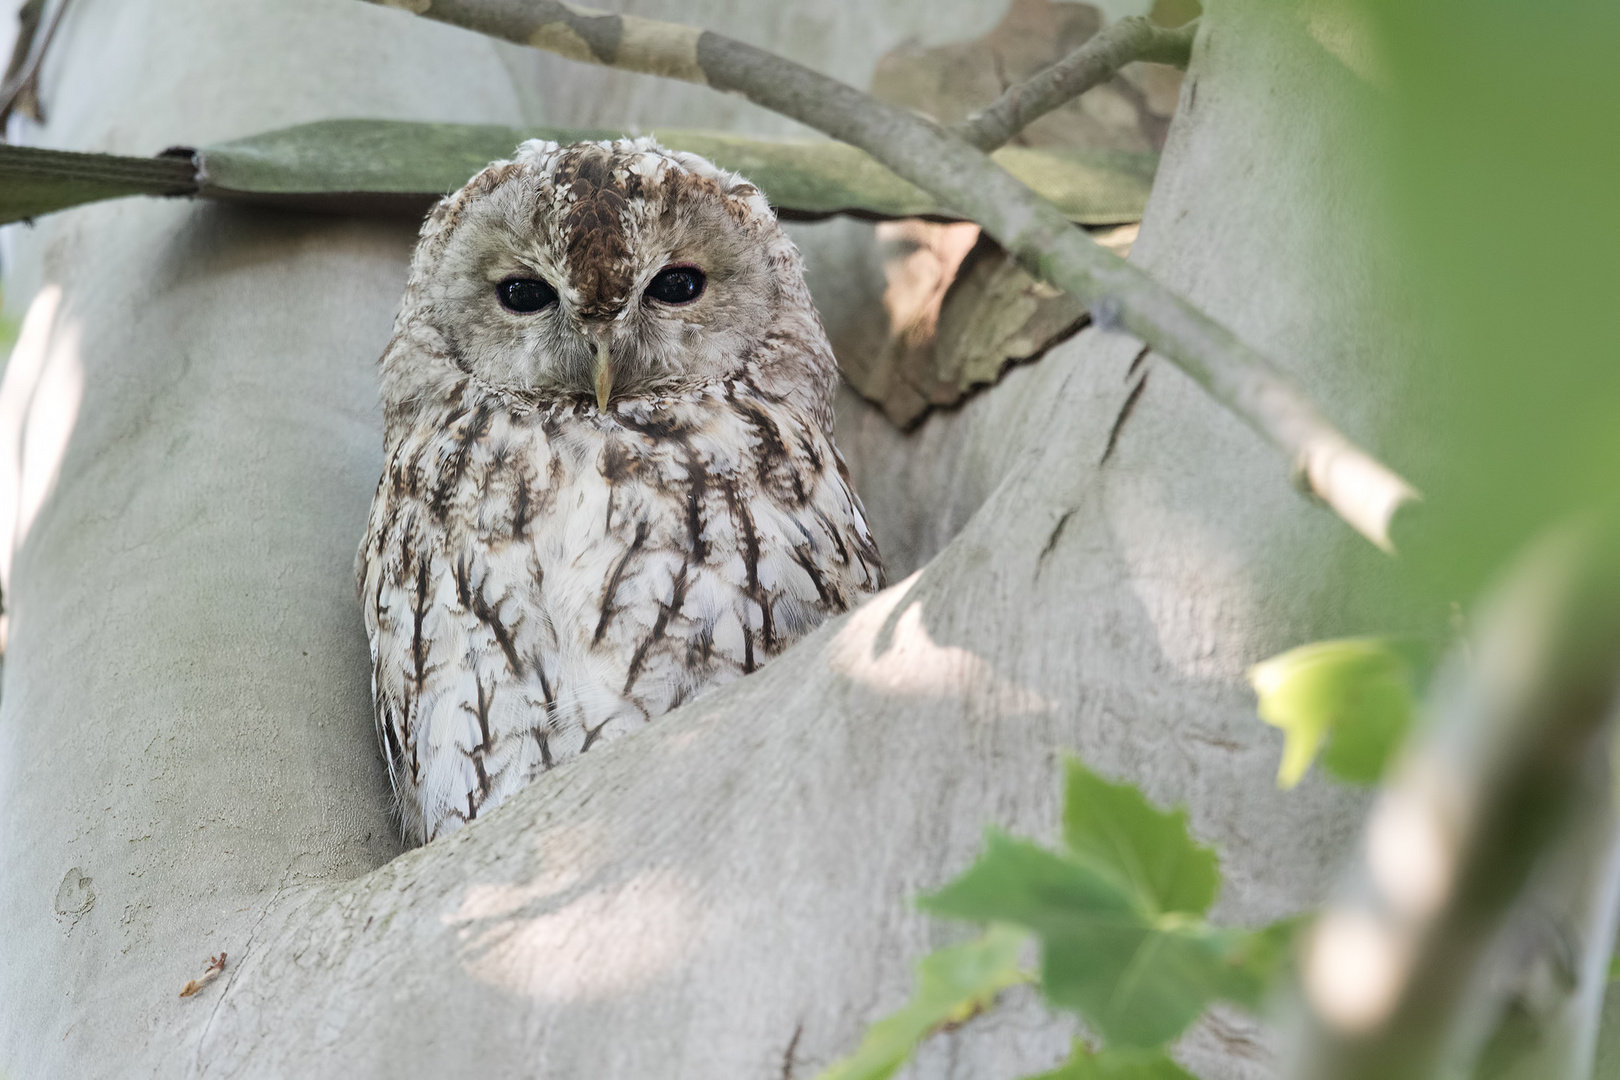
359, 0, 1420, 551
0, 0, 69, 131
0, 0, 45, 95
1288, 520, 1620, 1078
953, 15, 1198, 152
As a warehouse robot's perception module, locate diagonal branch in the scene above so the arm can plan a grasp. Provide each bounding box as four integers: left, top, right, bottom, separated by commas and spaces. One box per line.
0, 0, 70, 131
953, 14, 1199, 152
1288, 520, 1620, 1078
0, 0, 46, 102
361, 0, 1419, 552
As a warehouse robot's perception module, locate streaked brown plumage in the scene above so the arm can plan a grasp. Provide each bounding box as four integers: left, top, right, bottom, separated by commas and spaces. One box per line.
357, 138, 883, 844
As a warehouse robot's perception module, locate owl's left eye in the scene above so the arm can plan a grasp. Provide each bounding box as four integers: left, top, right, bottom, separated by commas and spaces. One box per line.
644, 266, 706, 305
496, 277, 558, 314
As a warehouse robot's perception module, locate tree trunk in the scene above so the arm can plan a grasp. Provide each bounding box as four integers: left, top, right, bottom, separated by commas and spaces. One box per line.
0, 1, 1413, 1077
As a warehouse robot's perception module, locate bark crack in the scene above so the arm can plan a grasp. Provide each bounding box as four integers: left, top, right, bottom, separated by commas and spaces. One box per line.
1099, 369, 1150, 466
779, 1021, 803, 1080
1038, 508, 1078, 571
195, 866, 299, 1070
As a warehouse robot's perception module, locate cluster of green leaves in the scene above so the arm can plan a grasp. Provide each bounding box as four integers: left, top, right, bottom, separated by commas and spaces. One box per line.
1247, 636, 1426, 788
815, 762, 1294, 1080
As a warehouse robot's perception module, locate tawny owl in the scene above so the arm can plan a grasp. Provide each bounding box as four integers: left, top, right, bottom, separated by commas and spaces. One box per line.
356, 138, 884, 844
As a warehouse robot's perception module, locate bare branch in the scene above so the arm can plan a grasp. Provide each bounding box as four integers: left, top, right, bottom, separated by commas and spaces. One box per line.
953, 15, 1198, 152
1289, 520, 1620, 1078
0, 0, 69, 131
0, 0, 46, 98
358, 0, 1420, 551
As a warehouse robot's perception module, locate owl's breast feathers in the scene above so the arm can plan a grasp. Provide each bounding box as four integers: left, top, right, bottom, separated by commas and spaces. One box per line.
358, 372, 882, 842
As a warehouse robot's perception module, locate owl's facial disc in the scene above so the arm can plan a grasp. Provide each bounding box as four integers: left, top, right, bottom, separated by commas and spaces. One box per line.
544, 215, 768, 406
424, 140, 795, 404
582, 266, 705, 410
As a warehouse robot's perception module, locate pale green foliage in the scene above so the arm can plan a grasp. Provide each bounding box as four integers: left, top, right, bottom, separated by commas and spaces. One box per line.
815, 924, 1030, 1080
1028, 1041, 1196, 1080
925, 762, 1279, 1048
1061, 764, 1218, 916
817, 762, 1294, 1079
1248, 637, 1420, 788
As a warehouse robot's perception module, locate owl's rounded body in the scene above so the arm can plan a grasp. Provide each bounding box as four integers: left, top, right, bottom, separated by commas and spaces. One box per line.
358, 139, 882, 843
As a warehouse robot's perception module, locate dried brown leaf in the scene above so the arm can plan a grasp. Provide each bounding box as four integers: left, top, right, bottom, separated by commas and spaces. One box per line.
178, 952, 226, 998
840, 1, 1177, 427
838, 222, 1135, 428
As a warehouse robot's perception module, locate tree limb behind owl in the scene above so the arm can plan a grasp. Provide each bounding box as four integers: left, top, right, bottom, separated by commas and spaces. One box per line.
357, 139, 884, 844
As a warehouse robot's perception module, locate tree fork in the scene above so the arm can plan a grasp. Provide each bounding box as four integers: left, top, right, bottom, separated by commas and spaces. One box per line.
364, 0, 1419, 552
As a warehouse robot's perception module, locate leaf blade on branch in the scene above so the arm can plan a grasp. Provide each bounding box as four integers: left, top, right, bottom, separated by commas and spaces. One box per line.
0, 142, 196, 224
1023, 1039, 1198, 1080
812, 923, 1030, 1080
193, 119, 1153, 224
0, 120, 1154, 228
1060, 760, 1218, 917
921, 833, 1268, 1047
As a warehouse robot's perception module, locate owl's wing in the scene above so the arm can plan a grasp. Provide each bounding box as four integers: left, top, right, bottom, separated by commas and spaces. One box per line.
359, 462, 562, 843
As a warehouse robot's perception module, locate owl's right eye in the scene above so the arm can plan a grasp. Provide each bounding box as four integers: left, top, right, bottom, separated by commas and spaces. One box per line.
496, 277, 558, 314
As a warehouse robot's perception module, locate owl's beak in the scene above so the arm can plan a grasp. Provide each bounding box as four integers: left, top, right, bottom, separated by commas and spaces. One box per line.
593, 337, 614, 412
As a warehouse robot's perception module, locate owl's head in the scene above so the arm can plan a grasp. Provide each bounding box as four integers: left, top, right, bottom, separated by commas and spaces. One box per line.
390, 137, 828, 411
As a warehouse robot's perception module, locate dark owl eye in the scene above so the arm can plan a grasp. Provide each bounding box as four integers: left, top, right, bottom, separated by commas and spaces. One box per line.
496, 276, 558, 313
644, 266, 706, 305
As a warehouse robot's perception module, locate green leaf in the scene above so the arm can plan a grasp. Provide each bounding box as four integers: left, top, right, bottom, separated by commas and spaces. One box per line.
1024, 1041, 1197, 1080
813, 924, 1030, 1080
195, 120, 1152, 223
0, 143, 197, 225
1041, 926, 1238, 1048
922, 832, 1139, 936
1369, 0, 1620, 600
922, 831, 1245, 1048
1061, 761, 1218, 916
921, 764, 1294, 1050
1248, 637, 1421, 788
1210, 915, 1302, 1010
0, 119, 1157, 228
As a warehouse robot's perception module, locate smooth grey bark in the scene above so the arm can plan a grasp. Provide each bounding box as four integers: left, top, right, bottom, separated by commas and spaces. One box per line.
0, 2, 1426, 1078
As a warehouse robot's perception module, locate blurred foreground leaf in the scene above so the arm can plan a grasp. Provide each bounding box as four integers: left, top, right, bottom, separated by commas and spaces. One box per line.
1369, 0, 1620, 595
814, 923, 1030, 1080
922, 762, 1287, 1048
1026, 1041, 1196, 1080
924, 831, 1260, 1047
1062, 759, 1218, 915
1248, 637, 1422, 788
